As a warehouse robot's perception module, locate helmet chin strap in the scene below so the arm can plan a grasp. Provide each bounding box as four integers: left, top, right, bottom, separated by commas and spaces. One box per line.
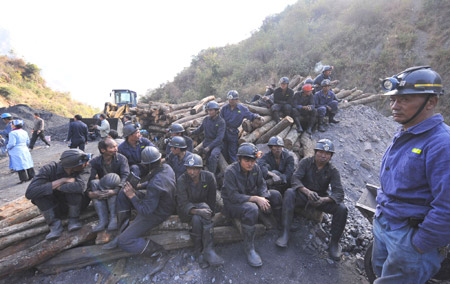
401, 94, 431, 126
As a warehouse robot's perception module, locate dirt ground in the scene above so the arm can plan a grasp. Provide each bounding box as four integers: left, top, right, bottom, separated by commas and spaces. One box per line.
0, 103, 432, 283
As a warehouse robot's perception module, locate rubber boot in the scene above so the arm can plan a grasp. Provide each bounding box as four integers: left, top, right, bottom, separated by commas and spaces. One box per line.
242, 224, 262, 267
272, 111, 281, 123
275, 205, 293, 248
329, 238, 342, 261
202, 223, 224, 266
141, 239, 165, 258
18, 170, 28, 183
26, 168, 35, 180
328, 113, 340, 124
92, 200, 108, 232
272, 207, 282, 230
191, 216, 208, 268
318, 117, 326, 132
141, 239, 170, 276
106, 196, 118, 231
41, 208, 64, 240
306, 119, 313, 135
67, 205, 82, 232
294, 117, 303, 133
102, 210, 130, 250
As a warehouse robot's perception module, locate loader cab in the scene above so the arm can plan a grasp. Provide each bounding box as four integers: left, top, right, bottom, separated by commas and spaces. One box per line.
111, 89, 137, 107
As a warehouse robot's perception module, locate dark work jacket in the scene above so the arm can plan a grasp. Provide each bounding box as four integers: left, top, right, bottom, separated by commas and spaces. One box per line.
176, 170, 217, 222
293, 91, 315, 110
26, 162, 91, 200
221, 162, 269, 205
166, 151, 194, 180
118, 138, 154, 166
257, 149, 295, 185
191, 115, 225, 149
291, 156, 344, 204
165, 135, 194, 155
129, 163, 176, 218
88, 153, 130, 187
220, 104, 259, 141
67, 120, 88, 144
273, 87, 295, 105
314, 90, 338, 108
313, 73, 332, 91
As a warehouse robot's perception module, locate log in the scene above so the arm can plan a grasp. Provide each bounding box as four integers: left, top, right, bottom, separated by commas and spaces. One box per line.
332, 87, 341, 94
0, 196, 34, 220
173, 111, 207, 125
243, 104, 272, 116
0, 233, 45, 259
278, 125, 292, 139
0, 221, 97, 279
345, 90, 364, 101
36, 225, 266, 275
242, 116, 271, 133
292, 136, 302, 153
0, 206, 40, 229
351, 92, 375, 101
336, 87, 357, 99
238, 121, 276, 144
170, 100, 200, 111
255, 116, 294, 144
300, 132, 314, 158
218, 153, 229, 173
182, 115, 206, 129
340, 94, 383, 109
284, 127, 300, 150
288, 75, 303, 89
0, 214, 45, 238
190, 96, 215, 115
146, 125, 167, 133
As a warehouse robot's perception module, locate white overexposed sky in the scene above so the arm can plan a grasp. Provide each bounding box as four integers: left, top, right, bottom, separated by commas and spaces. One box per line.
0, 0, 297, 109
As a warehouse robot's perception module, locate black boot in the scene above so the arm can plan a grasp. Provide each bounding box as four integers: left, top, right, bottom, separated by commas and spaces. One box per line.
328, 113, 340, 124
294, 117, 303, 133
102, 210, 130, 250
18, 170, 28, 183
67, 205, 82, 232
306, 120, 313, 135
141, 239, 165, 258
191, 216, 208, 268
92, 200, 108, 232
275, 205, 293, 248
242, 224, 262, 267
107, 196, 118, 231
142, 239, 170, 276
202, 223, 224, 266
272, 111, 281, 123
41, 207, 64, 240
329, 238, 342, 261
318, 117, 326, 132
26, 168, 35, 180
272, 207, 282, 230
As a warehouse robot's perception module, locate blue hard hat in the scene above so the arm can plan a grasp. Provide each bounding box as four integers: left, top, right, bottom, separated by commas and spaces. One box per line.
1, 113, 12, 119
227, 90, 239, 100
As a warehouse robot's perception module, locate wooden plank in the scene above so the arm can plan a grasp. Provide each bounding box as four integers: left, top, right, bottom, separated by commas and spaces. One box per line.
190, 96, 215, 115
0, 196, 34, 221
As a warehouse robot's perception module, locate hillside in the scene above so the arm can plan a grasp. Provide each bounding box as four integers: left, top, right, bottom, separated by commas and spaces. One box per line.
143, 0, 450, 122
0, 55, 98, 118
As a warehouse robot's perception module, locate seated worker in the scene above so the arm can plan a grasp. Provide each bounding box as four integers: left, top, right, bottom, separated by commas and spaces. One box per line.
275, 139, 347, 261
165, 123, 194, 156
88, 138, 130, 232
25, 149, 92, 240
123, 114, 141, 129
221, 91, 262, 163
112, 146, 175, 259
314, 79, 340, 132
175, 154, 224, 268
166, 136, 194, 179
248, 84, 275, 109
292, 84, 317, 134
313, 65, 339, 92
221, 143, 282, 267
257, 136, 295, 194
118, 124, 154, 178
271, 77, 295, 123
191, 101, 225, 174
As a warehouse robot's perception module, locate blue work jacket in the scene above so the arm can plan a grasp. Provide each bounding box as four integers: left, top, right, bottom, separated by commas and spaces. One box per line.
220, 103, 258, 140
314, 90, 338, 108
191, 115, 225, 149
118, 138, 154, 166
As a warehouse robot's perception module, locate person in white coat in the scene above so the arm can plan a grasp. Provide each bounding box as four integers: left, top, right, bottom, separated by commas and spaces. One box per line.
7, 120, 35, 184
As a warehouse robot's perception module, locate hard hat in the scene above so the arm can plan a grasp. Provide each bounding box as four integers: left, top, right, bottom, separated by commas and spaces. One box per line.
268, 136, 285, 147
227, 90, 239, 100
99, 173, 121, 190
381, 66, 444, 97
184, 154, 203, 168
321, 79, 331, 87
60, 149, 92, 168
237, 143, 261, 159
1, 113, 12, 119
168, 123, 185, 134
122, 124, 139, 138
168, 136, 187, 149
302, 84, 313, 92
322, 65, 332, 73
141, 146, 161, 164
314, 139, 335, 153
12, 119, 24, 127
205, 101, 220, 110
279, 77, 289, 84
304, 78, 314, 85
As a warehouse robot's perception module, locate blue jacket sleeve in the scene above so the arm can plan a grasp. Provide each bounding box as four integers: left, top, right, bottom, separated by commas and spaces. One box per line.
191, 121, 204, 136
130, 186, 161, 217
241, 105, 258, 121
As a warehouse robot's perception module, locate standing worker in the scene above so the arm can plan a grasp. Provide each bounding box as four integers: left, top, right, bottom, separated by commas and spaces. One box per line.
67, 114, 89, 151
93, 114, 110, 139
29, 112, 51, 150
1, 113, 13, 155
7, 120, 35, 184
373, 66, 450, 283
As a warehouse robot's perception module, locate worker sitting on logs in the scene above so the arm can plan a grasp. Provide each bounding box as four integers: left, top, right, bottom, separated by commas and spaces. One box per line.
314, 79, 340, 132
257, 136, 294, 195
275, 139, 348, 261
292, 84, 317, 134
111, 146, 175, 264
271, 77, 295, 123
247, 83, 275, 109
221, 91, 262, 163
175, 154, 224, 268
313, 65, 339, 92
118, 124, 154, 178
222, 143, 282, 267
191, 101, 225, 174
164, 123, 193, 156
25, 149, 92, 240
166, 136, 194, 179
88, 138, 130, 232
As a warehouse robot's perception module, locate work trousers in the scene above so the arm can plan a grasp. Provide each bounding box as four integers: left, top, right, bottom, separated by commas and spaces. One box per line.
317, 101, 338, 119
206, 146, 222, 174
283, 188, 347, 240
222, 131, 238, 164
372, 214, 444, 284
18, 168, 35, 182
69, 140, 86, 151
271, 103, 293, 117
31, 191, 88, 214
292, 108, 316, 127
224, 189, 282, 226
130, 164, 148, 179
29, 131, 50, 149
